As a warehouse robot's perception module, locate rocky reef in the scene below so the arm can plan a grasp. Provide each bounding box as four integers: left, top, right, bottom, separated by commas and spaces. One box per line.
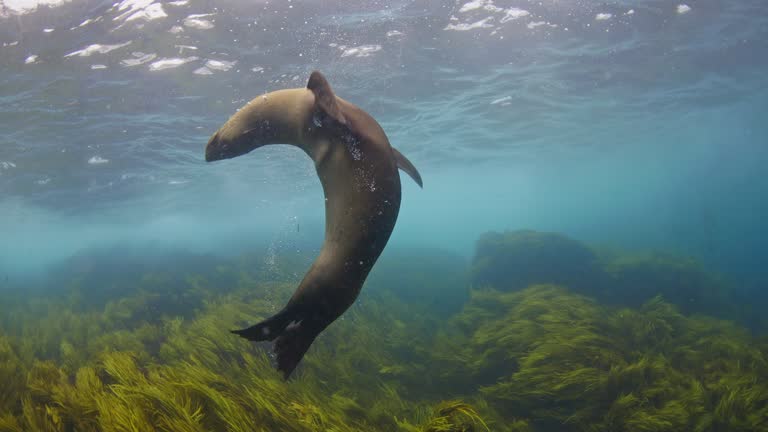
471, 230, 605, 295
471, 230, 737, 321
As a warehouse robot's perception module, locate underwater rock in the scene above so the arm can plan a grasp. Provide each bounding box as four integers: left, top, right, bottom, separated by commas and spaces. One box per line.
46, 244, 232, 309
471, 230, 607, 296
367, 247, 470, 315
603, 252, 734, 317
470, 230, 743, 322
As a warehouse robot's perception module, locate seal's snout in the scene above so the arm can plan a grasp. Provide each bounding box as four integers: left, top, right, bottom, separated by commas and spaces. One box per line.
206, 127, 263, 162
205, 131, 224, 162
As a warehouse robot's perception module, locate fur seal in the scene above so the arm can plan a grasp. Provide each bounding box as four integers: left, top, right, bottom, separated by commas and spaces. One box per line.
205, 71, 422, 378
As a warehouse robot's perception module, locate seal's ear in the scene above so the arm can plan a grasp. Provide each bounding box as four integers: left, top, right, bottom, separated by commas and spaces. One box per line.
307, 71, 347, 125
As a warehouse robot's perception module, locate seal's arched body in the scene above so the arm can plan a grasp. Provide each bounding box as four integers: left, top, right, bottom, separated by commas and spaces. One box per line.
205, 71, 422, 378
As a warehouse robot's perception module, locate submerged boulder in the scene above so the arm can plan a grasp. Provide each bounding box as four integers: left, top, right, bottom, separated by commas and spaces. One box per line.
367, 247, 470, 315
603, 252, 734, 317
471, 230, 606, 297
470, 230, 741, 321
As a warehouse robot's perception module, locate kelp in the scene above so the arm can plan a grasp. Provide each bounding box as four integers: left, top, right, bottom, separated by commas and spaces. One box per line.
0, 335, 24, 414
398, 401, 493, 432
0, 275, 492, 432
0, 240, 766, 431
446, 285, 768, 431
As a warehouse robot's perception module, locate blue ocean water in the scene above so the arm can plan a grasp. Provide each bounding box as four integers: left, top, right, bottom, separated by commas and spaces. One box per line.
0, 0, 766, 295
3, 2, 768, 430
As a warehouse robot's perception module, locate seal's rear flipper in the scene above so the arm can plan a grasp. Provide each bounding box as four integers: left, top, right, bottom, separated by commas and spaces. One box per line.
231, 308, 294, 342
274, 323, 320, 379
232, 308, 320, 379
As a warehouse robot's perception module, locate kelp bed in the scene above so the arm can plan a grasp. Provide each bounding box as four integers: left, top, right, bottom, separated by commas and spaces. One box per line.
1, 231, 767, 431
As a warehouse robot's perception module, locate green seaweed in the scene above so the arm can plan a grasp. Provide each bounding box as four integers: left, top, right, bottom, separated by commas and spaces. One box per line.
447, 285, 768, 431
0, 274, 492, 432
0, 238, 766, 431
0, 335, 24, 415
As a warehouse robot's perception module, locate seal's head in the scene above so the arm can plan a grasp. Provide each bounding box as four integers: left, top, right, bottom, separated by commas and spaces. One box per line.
205, 72, 347, 162
205, 89, 309, 162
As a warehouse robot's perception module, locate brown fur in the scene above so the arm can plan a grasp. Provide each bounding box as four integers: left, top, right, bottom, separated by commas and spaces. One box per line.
205, 71, 421, 378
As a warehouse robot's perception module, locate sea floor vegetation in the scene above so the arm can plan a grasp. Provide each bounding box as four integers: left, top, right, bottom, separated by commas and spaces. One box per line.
1, 231, 766, 431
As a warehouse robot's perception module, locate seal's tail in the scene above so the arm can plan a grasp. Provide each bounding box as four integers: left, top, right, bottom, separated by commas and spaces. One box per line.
231, 308, 320, 379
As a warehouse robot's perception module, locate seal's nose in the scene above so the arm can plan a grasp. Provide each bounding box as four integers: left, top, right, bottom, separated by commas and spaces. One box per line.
205, 131, 221, 162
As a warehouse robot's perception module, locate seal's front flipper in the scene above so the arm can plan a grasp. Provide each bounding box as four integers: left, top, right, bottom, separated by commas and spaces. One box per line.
392, 147, 423, 188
